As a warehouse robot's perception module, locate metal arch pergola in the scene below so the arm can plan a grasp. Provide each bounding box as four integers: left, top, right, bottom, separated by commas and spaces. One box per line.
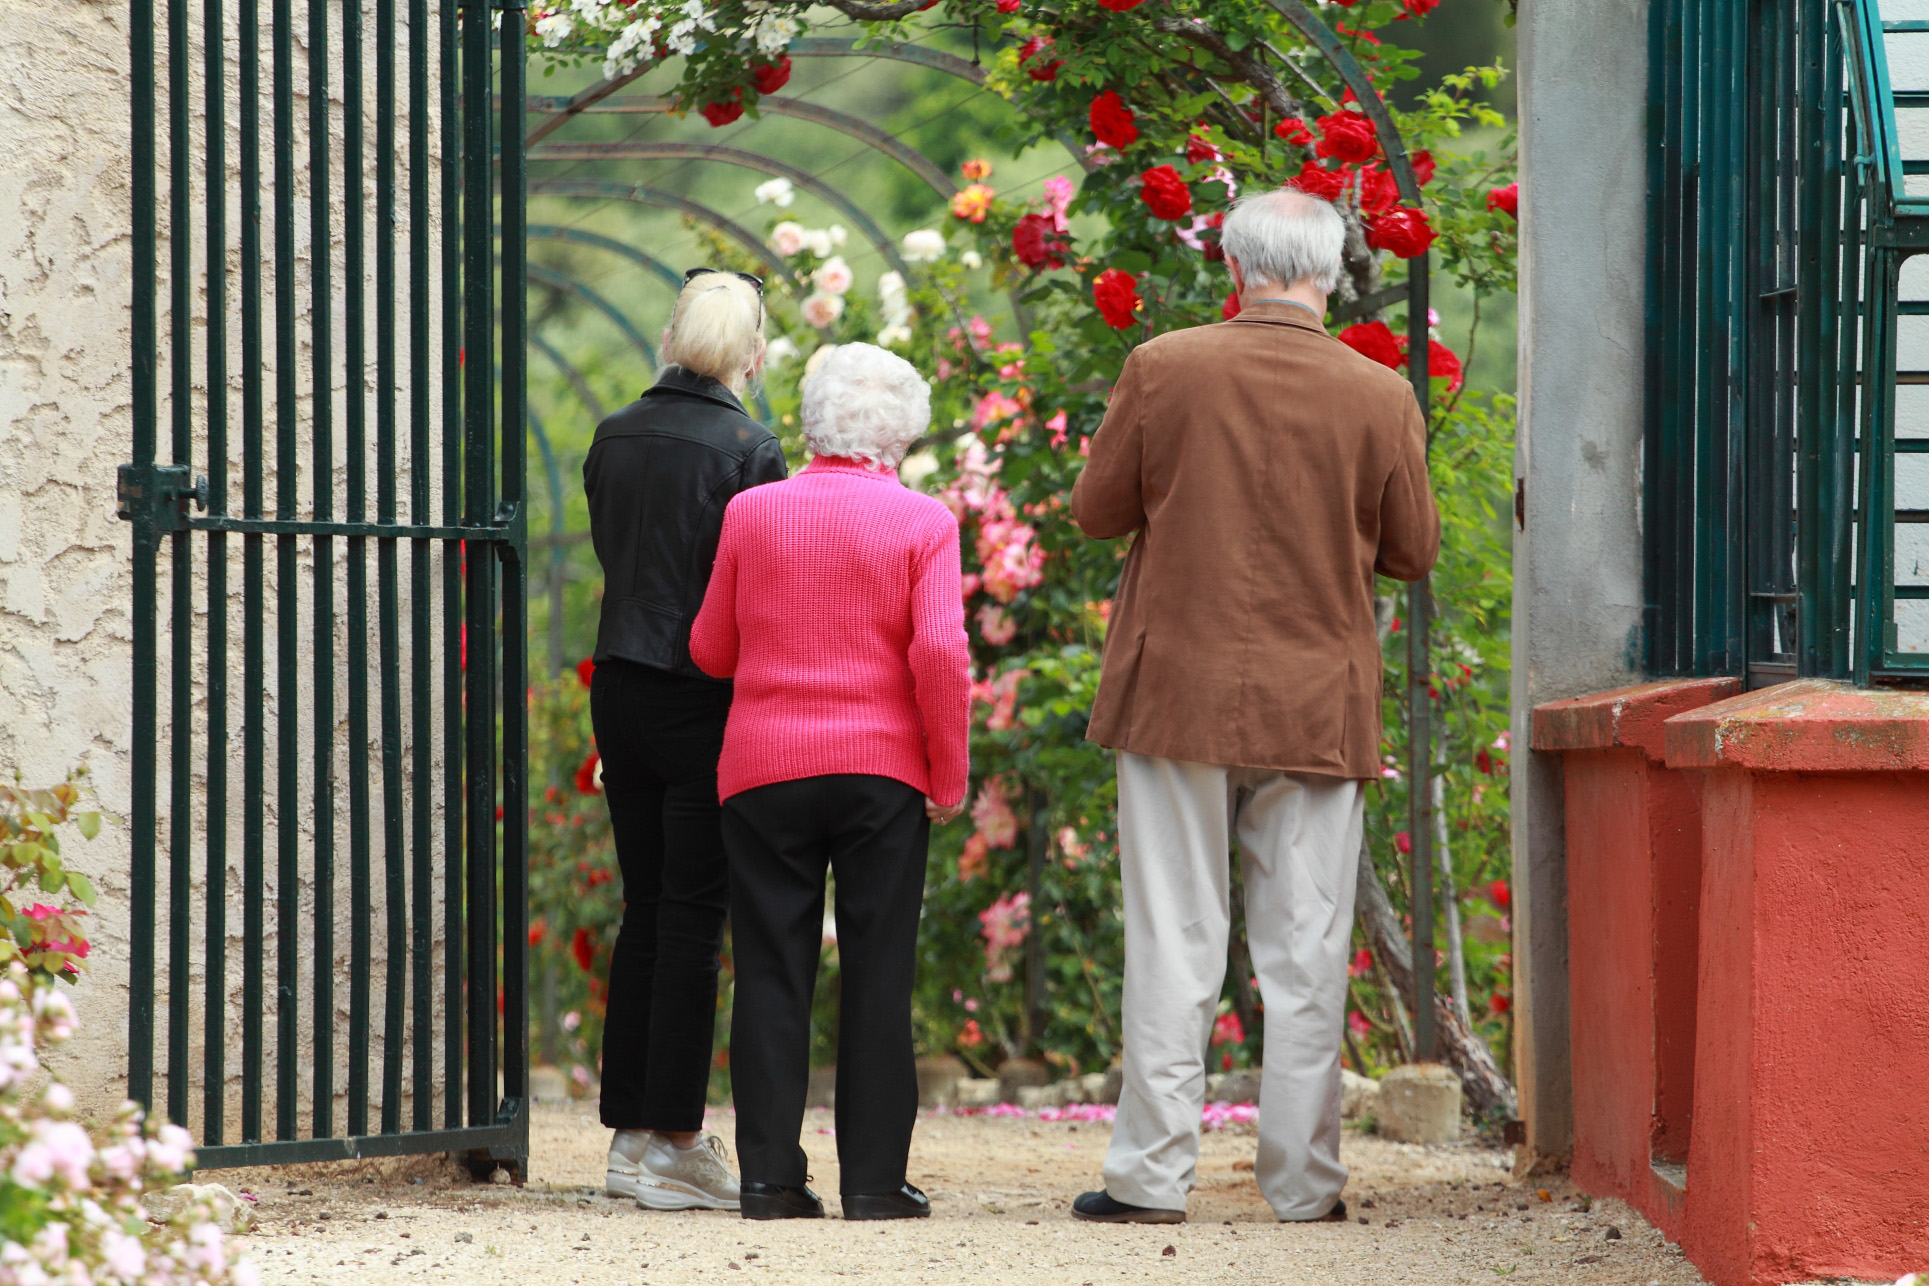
529, 180, 803, 288
515, 10, 1445, 1057
526, 262, 657, 365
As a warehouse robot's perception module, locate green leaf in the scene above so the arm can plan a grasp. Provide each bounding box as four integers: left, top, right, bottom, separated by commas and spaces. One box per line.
37, 867, 65, 894
67, 873, 96, 908
77, 812, 100, 841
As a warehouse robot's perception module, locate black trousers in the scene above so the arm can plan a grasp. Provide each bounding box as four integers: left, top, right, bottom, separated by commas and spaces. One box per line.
589, 659, 733, 1132
723, 774, 930, 1194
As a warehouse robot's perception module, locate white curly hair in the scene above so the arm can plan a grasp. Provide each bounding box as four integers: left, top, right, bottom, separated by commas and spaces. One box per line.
799, 341, 932, 470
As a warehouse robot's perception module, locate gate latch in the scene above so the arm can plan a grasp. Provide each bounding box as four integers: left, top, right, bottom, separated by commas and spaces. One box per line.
116, 463, 208, 533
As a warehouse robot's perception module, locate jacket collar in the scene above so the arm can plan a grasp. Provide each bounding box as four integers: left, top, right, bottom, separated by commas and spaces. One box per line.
1227, 298, 1331, 335
804, 454, 900, 482
643, 365, 748, 414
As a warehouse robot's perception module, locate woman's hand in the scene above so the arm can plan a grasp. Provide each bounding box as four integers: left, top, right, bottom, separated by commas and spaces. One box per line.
926, 797, 965, 825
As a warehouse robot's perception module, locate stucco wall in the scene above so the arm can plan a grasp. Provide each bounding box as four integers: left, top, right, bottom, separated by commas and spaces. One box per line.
2, 0, 459, 1138
1512, 0, 1652, 1168
0, 0, 143, 1116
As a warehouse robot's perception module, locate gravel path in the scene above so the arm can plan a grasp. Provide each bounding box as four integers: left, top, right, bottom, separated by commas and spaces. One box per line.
219, 1102, 1710, 1284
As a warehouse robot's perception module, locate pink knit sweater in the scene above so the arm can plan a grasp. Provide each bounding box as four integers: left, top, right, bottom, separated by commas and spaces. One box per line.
689, 456, 972, 806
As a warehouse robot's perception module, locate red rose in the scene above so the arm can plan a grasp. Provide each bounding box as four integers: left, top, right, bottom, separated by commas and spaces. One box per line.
1288, 161, 1346, 202
1366, 206, 1436, 258
1489, 878, 1511, 910
1096, 0, 1146, 9
1394, 830, 1412, 855
1338, 321, 1405, 370
1490, 992, 1512, 1016
575, 751, 602, 795
571, 927, 595, 973
1274, 116, 1314, 147
575, 656, 596, 688
1403, 0, 1439, 13
1315, 110, 1379, 164
1201, 210, 1224, 262
1089, 90, 1138, 149
1221, 291, 1240, 321
700, 92, 744, 128
1422, 338, 1464, 392
1487, 181, 1519, 217
1185, 131, 1220, 165
1011, 212, 1067, 269
1138, 165, 1192, 220
1018, 35, 1061, 81
1410, 149, 1436, 186
997, 0, 1021, 9
751, 55, 791, 95
1092, 268, 1141, 328
1352, 163, 1399, 215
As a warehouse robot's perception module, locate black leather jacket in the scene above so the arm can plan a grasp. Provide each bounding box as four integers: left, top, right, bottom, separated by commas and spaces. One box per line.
584, 367, 788, 677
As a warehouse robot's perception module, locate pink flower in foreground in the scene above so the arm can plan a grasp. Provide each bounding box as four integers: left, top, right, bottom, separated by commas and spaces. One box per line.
976, 602, 1018, 646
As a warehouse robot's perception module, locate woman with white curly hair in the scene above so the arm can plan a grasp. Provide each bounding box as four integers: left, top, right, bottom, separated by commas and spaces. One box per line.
690, 342, 972, 1222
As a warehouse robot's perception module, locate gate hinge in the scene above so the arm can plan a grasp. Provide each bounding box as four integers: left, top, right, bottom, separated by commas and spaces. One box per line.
493, 500, 526, 559
116, 463, 208, 533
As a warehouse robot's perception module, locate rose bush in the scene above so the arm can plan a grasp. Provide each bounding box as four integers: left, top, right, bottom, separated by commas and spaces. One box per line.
532, 0, 1520, 1089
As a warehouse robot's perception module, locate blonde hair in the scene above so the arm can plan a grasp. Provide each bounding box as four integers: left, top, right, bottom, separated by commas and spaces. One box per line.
662, 272, 764, 392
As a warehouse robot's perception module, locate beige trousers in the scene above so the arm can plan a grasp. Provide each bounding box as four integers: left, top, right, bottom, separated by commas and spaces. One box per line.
1101, 751, 1365, 1221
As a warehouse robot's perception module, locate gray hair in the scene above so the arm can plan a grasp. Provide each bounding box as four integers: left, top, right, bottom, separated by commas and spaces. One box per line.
800, 342, 932, 470
1220, 188, 1347, 294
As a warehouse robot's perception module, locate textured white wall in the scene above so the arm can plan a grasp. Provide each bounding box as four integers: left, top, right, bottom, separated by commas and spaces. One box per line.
1512, 0, 1653, 1168
0, 0, 143, 1118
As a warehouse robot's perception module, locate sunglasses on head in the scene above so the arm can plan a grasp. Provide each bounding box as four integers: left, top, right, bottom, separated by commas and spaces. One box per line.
683, 267, 765, 295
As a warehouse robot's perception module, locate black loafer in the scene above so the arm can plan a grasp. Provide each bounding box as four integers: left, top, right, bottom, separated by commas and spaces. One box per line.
1282, 1199, 1348, 1224
740, 1180, 825, 1220
1071, 1190, 1185, 1224
841, 1184, 931, 1221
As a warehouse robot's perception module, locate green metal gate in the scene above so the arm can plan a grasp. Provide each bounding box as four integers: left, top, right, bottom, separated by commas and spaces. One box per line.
122, 0, 529, 1169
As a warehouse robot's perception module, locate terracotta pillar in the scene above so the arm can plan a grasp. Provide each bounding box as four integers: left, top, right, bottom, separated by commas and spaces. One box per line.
1665, 680, 1929, 1286
1531, 678, 1738, 1238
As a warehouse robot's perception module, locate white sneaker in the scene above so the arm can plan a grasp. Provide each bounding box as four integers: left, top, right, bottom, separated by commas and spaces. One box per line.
606, 1131, 741, 1211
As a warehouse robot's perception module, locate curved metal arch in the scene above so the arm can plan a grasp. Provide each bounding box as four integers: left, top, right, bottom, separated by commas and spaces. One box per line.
530, 331, 610, 423
529, 179, 803, 289
787, 37, 987, 85
524, 92, 957, 197
518, 223, 684, 292
525, 261, 658, 367
527, 141, 912, 277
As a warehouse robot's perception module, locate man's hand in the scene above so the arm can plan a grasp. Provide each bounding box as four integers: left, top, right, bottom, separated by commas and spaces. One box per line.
926, 796, 965, 825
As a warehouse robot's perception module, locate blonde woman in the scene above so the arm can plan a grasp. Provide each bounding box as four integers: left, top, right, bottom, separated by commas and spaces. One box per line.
584, 268, 786, 1212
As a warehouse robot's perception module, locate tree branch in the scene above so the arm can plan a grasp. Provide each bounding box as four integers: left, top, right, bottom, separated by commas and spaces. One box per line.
1150, 15, 1305, 120
1355, 833, 1518, 1122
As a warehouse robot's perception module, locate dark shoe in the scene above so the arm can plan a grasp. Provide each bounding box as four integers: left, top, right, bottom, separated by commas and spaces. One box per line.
841, 1184, 931, 1221
1071, 1190, 1185, 1225
1282, 1199, 1347, 1224
740, 1180, 825, 1220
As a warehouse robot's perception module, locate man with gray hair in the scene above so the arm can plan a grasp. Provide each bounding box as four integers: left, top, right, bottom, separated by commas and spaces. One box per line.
1069, 188, 1438, 1225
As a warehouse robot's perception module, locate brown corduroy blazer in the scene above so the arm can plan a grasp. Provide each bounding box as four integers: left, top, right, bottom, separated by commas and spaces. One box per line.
1070, 300, 1440, 779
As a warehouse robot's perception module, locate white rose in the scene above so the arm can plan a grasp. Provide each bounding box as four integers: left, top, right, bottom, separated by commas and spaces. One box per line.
534, 12, 574, 45
960, 250, 984, 269
764, 336, 799, 366
754, 177, 795, 207
827, 224, 848, 247
801, 293, 846, 328
877, 270, 906, 299
878, 323, 913, 348
901, 228, 945, 262
803, 343, 839, 382
803, 229, 834, 258
813, 256, 854, 296
770, 221, 807, 257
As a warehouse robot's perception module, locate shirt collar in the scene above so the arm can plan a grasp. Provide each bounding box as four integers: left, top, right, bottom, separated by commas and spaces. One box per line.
804, 454, 900, 482
644, 365, 748, 414
1227, 299, 1331, 334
